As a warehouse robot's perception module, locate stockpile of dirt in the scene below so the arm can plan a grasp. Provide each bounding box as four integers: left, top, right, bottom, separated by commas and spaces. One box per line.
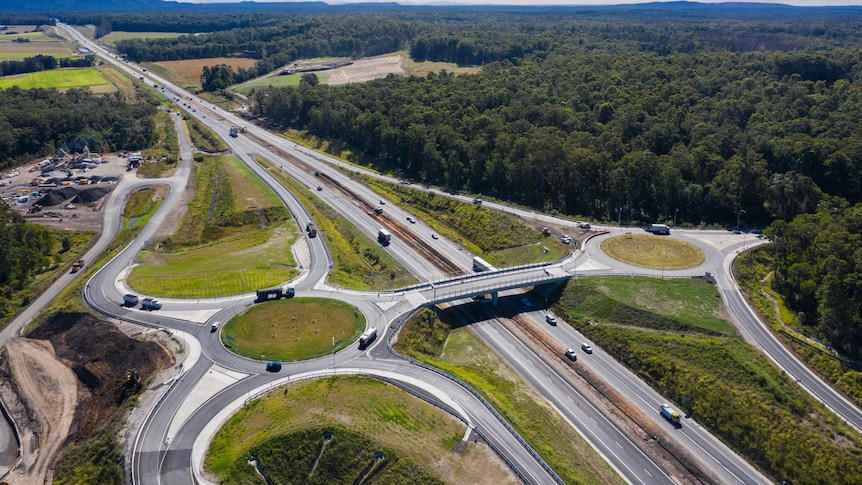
40, 186, 113, 207
27, 313, 173, 439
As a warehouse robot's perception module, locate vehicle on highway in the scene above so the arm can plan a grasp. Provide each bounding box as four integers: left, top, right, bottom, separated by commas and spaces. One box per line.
521, 296, 531, 307
578, 222, 591, 229
139, 76, 144, 80
581, 343, 593, 354
561, 234, 572, 244
379, 199, 385, 204
378, 229, 391, 245
141, 298, 162, 311
545, 314, 558, 325
211, 322, 219, 333
123, 294, 139, 307
266, 361, 282, 372
472, 256, 495, 273
374, 207, 383, 215
660, 403, 681, 425
407, 216, 416, 223
431, 233, 438, 239
317, 186, 323, 191
564, 348, 577, 361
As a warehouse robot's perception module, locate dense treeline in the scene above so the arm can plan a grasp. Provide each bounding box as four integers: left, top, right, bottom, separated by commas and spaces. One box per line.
0, 203, 55, 291
252, 49, 862, 226
0, 87, 157, 170
0, 54, 92, 76
766, 202, 862, 360
62, 12, 283, 35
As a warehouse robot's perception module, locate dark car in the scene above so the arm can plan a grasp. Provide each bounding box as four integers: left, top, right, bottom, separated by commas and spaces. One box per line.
266, 361, 282, 372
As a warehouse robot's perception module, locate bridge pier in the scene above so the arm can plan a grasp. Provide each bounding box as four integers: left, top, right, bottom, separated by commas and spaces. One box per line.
491, 291, 498, 306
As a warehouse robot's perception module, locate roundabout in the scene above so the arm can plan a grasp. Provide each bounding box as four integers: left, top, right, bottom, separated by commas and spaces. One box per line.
220, 297, 366, 361
599, 234, 706, 270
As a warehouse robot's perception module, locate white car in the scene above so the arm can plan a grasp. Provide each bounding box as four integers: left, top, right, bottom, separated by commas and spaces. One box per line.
564, 348, 577, 361
581, 343, 593, 354
561, 235, 571, 244
545, 314, 558, 325
211, 322, 220, 332
407, 217, 416, 223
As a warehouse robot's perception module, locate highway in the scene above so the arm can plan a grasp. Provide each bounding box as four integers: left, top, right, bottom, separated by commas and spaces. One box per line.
20, 21, 855, 485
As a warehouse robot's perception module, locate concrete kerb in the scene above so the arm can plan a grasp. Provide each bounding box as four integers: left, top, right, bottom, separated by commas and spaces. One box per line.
190, 368, 473, 485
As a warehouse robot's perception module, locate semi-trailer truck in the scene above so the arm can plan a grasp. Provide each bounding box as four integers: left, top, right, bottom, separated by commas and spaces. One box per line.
472, 256, 496, 273
648, 223, 671, 235
359, 327, 378, 348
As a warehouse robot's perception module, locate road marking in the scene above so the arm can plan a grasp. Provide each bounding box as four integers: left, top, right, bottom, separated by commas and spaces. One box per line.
615, 441, 623, 449
644, 468, 653, 478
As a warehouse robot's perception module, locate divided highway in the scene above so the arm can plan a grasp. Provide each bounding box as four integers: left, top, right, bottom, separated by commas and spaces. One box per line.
30, 22, 859, 485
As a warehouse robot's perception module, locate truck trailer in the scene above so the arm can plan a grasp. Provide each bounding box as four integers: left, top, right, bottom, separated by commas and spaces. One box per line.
359, 327, 378, 348
472, 256, 496, 273
306, 222, 317, 238
648, 223, 670, 235
378, 228, 391, 245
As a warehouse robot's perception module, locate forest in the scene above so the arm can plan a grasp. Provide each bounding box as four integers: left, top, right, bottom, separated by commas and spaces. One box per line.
0, 87, 157, 170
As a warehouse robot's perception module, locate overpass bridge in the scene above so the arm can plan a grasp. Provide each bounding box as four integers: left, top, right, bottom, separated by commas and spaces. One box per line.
395, 264, 571, 308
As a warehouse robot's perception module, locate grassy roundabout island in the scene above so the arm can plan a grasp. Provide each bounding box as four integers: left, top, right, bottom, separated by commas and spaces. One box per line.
600, 234, 706, 269
221, 297, 366, 361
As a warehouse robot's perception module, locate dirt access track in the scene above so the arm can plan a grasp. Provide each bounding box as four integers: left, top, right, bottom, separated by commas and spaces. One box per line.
0, 313, 173, 484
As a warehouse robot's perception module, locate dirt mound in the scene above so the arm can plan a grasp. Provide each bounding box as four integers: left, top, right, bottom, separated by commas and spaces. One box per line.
28, 312, 173, 439
40, 186, 113, 207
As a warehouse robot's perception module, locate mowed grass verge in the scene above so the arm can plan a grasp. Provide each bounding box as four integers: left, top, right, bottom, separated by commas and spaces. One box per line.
600, 234, 705, 269
257, 156, 416, 290
206, 376, 517, 485
360, 175, 569, 266
222, 298, 364, 361
152, 57, 258, 89
128, 155, 298, 298
552, 276, 862, 485
395, 309, 625, 485
0, 67, 109, 89
101, 31, 187, 43
234, 72, 327, 94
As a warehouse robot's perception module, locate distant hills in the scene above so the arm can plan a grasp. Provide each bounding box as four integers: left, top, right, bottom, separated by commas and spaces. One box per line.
3, 1, 862, 19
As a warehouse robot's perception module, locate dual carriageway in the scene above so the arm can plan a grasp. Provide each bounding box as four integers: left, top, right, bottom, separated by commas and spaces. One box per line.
4, 23, 861, 485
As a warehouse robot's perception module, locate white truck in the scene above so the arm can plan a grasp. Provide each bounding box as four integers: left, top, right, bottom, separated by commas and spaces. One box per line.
359, 327, 378, 348
378, 228, 391, 245
660, 403, 681, 424
472, 256, 495, 273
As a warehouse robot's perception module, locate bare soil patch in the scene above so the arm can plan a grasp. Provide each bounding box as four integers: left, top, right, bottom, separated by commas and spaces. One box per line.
3, 338, 77, 485
326, 54, 405, 85
0, 313, 174, 484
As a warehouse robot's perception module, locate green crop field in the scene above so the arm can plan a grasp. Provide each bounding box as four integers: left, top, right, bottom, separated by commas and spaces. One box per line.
553, 276, 862, 485
0, 67, 109, 90
206, 376, 517, 485
395, 309, 625, 485
600, 234, 706, 269
221, 298, 365, 361
0, 31, 54, 43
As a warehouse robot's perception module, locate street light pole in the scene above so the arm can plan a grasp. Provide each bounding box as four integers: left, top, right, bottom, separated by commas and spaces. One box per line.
618, 207, 622, 227
737, 209, 746, 230
673, 208, 679, 228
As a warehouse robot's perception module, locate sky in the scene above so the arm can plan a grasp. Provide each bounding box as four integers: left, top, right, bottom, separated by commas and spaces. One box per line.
179, 0, 862, 5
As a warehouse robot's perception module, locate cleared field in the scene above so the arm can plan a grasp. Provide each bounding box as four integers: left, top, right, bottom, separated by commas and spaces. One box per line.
0, 42, 74, 60
101, 31, 186, 43
0, 31, 55, 43
153, 57, 258, 88
600, 234, 705, 269
402, 51, 483, 76
0, 67, 109, 89
395, 309, 624, 485
206, 376, 517, 485
221, 298, 364, 360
